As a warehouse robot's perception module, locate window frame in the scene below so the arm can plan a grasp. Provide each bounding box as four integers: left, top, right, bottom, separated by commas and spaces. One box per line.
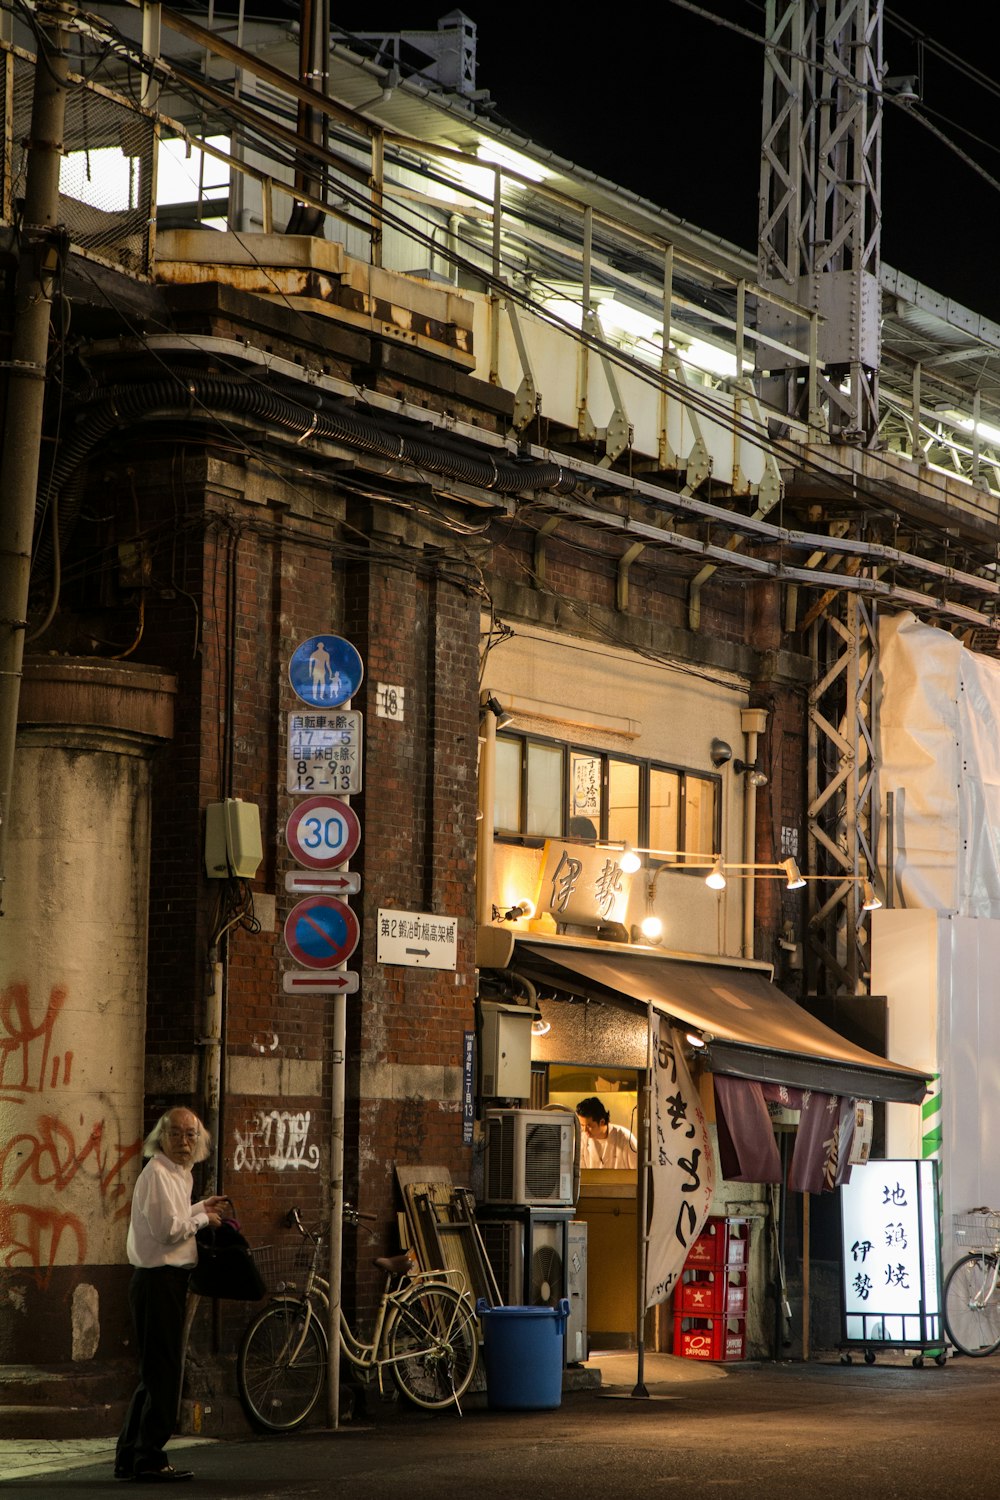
494, 730, 722, 863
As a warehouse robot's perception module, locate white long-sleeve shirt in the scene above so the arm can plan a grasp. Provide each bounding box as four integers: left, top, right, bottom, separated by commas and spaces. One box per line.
580, 1122, 638, 1169
126, 1152, 210, 1269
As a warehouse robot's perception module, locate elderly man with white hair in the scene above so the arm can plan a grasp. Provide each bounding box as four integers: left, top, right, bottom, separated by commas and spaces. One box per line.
114, 1107, 229, 1484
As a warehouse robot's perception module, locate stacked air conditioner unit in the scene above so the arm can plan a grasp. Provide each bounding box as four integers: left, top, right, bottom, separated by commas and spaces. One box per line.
479, 1109, 588, 1362
482, 1108, 577, 1207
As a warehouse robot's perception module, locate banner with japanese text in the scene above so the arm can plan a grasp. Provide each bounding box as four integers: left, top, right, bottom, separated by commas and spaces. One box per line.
645, 1016, 716, 1307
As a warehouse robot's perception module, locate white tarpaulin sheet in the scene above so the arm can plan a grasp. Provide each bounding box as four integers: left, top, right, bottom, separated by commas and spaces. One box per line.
879, 612, 1000, 914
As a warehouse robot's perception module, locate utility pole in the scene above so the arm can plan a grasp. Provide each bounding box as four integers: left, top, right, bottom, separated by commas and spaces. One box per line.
0, 0, 72, 914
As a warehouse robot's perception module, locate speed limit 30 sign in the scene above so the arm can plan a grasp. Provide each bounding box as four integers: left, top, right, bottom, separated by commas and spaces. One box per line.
285, 795, 361, 869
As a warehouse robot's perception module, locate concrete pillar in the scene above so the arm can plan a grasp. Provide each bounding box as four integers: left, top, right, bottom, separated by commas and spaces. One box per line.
0, 659, 174, 1363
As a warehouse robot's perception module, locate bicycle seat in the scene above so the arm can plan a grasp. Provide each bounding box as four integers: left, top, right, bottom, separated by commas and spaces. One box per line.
374, 1251, 416, 1276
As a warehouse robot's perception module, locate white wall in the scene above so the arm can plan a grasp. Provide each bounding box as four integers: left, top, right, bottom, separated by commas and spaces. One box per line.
483, 618, 751, 958
872, 908, 1000, 1269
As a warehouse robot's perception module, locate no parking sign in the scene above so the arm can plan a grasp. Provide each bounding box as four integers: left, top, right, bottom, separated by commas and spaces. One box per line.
283, 895, 360, 970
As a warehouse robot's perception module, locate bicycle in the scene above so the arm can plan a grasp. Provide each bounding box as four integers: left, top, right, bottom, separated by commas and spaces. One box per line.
237, 1206, 479, 1429
943, 1209, 1000, 1356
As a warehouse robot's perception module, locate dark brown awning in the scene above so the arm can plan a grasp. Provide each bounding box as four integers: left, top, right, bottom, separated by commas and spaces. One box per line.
513, 937, 929, 1105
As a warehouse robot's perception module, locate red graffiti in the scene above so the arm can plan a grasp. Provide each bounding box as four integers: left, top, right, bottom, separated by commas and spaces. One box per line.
0, 982, 68, 1099
0, 983, 142, 1286
1, 1114, 140, 1212
0, 1201, 86, 1288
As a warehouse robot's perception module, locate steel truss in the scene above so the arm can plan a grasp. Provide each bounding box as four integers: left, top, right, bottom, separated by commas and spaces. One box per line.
758, 0, 883, 442
806, 591, 879, 995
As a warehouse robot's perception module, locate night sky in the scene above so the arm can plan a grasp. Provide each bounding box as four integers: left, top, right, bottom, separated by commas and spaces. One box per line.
330, 2, 1000, 324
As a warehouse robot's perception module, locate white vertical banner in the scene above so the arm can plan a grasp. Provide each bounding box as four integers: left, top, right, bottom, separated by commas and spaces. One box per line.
646, 1017, 716, 1308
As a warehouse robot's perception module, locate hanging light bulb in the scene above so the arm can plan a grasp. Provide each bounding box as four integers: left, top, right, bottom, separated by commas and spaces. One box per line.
783, 858, 806, 890
619, 846, 642, 874
705, 857, 727, 891
640, 912, 664, 940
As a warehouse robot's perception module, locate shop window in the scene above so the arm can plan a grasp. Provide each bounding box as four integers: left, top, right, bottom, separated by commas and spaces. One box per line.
494, 732, 719, 857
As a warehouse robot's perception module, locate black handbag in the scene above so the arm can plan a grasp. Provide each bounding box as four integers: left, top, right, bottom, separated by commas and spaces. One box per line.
190, 1220, 266, 1301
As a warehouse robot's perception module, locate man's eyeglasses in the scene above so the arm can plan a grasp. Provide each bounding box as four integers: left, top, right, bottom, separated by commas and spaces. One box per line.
167, 1128, 199, 1142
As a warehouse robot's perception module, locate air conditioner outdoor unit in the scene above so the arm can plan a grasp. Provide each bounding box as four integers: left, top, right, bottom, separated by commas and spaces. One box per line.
483, 1108, 577, 1207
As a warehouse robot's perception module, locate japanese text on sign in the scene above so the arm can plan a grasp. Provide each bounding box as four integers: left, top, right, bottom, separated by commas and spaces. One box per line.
287, 710, 363, 795
839, 1158, 942, 1349
376, 908, 458, 969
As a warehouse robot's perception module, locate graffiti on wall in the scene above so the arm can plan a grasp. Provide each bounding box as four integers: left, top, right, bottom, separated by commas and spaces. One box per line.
0, 982, 141, 1287
233, 1109, 320, 1173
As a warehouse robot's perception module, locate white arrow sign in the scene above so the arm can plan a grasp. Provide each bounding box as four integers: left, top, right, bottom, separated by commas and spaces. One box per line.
285, 870, 362, 897
282, 970, 360, 995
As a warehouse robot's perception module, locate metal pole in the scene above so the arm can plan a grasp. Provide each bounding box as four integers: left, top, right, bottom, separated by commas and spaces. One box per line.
0, 0, 73, 915
631, 1006, 652, 1398
326, 687, 355, 1429
327, 989, 346, 1428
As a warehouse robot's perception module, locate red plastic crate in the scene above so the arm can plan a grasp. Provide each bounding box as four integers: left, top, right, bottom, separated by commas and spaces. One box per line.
673, 1315, 746, 1362
684, 1216, 748, 1270
677, 1270, 747, 1317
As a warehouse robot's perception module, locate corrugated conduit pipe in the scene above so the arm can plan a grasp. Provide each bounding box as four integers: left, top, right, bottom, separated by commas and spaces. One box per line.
38, 376, 575, 534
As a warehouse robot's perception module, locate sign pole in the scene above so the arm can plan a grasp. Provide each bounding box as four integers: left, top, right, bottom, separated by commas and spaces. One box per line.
283, 635, 365, 1431
327, 988, 346, 1430
632, 1004, 652, 1399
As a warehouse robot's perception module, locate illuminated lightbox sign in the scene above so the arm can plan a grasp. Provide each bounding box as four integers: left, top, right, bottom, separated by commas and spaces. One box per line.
840, 1158, 942, 1351
538, 840, 632, 929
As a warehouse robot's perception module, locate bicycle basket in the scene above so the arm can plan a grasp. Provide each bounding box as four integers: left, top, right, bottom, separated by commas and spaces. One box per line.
953, 1212, 1000, 1250
250, 1242, 321, 1295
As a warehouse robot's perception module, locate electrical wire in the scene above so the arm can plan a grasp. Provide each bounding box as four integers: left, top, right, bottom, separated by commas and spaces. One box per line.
18, 0, 1000, 629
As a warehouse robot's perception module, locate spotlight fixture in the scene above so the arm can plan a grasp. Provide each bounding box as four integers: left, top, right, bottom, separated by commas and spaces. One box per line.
710, 738, 733, 768
493, 899, 535, 922
482, 694, 514, 728
861, 880, 882, 912
531, 1018, 551, 1037
705, 857, 727, 891
782, 858, 806, 890
685, 1031, 707, 1049
733, 759, 768, 788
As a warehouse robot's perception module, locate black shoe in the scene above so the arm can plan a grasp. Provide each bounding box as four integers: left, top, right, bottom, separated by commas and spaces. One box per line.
134, 1467, 194, 1483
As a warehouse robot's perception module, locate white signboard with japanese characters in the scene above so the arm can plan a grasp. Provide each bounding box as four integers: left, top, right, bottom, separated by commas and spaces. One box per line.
377, 908, 457, 969
840, 1158, 942, 1352
287, 710, 363, 795
538, 840, 632, 928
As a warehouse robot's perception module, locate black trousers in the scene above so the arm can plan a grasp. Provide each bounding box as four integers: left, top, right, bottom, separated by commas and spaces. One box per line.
115, 1266, 191, 1476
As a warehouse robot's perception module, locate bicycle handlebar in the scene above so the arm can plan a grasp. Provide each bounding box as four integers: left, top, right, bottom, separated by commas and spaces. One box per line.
283, 1204, 377, 1233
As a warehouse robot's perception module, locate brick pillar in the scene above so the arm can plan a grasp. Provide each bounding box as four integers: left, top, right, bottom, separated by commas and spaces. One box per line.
344, 513, 480, 1314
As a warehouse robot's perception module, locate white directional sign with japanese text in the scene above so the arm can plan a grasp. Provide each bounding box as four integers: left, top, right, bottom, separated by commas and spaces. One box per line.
377, 908, 458, 969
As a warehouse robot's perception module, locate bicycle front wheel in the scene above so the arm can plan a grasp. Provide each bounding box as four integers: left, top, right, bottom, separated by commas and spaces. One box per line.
943, 1253, 1000, 1356
237, 1298, 328, 1430
387, 1283, 479, 1409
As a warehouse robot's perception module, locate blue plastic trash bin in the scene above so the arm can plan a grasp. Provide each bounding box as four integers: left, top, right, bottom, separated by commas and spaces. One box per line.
475, 1299, 570, 1410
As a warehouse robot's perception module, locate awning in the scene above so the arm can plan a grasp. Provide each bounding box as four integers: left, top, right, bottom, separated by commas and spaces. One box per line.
513, 937, 930, 1105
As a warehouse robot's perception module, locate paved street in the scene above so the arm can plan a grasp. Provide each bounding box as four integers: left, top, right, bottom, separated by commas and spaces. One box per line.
5, 1352, 1000, 1498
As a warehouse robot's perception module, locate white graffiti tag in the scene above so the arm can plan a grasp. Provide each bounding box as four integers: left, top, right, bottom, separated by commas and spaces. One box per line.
233, 1110, 320, 1173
